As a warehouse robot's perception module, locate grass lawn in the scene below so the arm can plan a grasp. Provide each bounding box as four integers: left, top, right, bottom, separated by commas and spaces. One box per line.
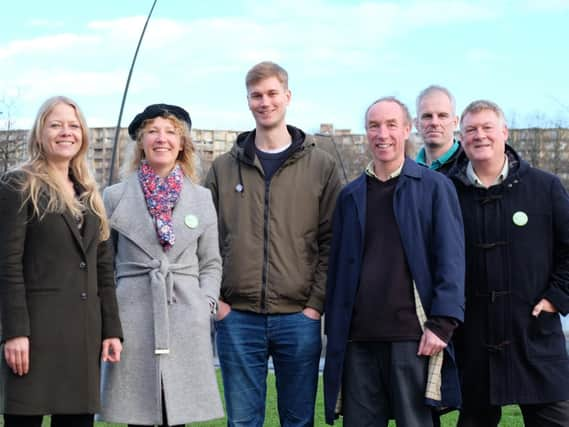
185, 372, 523, 427
3, 371, 524, 426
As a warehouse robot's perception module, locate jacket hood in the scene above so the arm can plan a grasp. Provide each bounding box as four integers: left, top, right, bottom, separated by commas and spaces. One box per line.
230, 125, 312, 164
449, 143, 528, 187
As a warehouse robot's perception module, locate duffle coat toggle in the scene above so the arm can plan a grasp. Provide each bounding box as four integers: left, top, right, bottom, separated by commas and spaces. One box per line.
475, 289, 511, 303
477, 193, 503, 205
116, 258, 196, 354
475, 241, 507, 249
484, 340, 512, 352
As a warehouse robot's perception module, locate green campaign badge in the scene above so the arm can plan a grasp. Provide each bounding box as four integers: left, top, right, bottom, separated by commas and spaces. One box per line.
512, 211, 528, 227
185, 214, 199, 229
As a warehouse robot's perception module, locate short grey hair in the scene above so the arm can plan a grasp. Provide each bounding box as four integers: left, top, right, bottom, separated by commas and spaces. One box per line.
365, 96, 412, 129
416, 85, 456, 116
460, 99, 506, 131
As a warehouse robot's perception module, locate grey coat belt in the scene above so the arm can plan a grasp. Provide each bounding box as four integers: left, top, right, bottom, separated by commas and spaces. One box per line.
116, 258, 195, 354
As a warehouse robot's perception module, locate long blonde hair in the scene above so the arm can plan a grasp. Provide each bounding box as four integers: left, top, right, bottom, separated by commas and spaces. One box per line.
126, 113, 198, 182
17, 96, 110, 241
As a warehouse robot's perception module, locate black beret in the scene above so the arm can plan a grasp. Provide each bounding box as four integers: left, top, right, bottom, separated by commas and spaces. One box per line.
128, 104, 192, 139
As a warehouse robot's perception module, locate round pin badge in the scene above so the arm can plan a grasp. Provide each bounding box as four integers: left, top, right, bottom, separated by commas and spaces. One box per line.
185, 214, 199, 229
512, 211, 528, 227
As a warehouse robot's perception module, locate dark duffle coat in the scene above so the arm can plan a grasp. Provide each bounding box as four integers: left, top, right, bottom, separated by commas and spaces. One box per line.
0, 171, 123, 415
449, 146, 569, 407
98, 174, 223, 426
323, 159, 465, 424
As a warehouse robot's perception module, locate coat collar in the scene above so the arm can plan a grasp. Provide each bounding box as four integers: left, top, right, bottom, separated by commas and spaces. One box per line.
400, 157, 424, 179
109, 173, 202, 261
231, 125, 311, 165
168, 177, 203, 261
344, 158, 423, 237
61, 208, 99, 255
346, 157, 423, 197
449, 144, 526, 187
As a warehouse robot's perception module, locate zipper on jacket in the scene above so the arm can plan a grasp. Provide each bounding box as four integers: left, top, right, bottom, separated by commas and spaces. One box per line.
260, 179, 271, 313
258, 142, 305, 313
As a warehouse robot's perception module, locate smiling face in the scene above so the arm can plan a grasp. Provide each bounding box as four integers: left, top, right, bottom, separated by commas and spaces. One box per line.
40, 103, 83, 167
247, 76, 291, 130
461, 109, 508, 165
366, 100, 411, 174
140, 116, 183, 177
416, 90, 458, 150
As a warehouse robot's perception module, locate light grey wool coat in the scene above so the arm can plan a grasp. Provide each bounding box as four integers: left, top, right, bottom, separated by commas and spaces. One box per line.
97, 174, 223, 425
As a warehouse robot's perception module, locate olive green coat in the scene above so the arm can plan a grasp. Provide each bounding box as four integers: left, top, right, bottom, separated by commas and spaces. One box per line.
204, 126, 342, 314
0, 172, 122, 415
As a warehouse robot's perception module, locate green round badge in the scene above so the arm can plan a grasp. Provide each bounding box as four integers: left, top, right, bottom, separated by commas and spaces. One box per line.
185, 214, 199, 229
512, 211, 528, 227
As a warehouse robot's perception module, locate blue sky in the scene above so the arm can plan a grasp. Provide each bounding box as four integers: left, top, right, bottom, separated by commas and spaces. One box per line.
2, 0, 569, 133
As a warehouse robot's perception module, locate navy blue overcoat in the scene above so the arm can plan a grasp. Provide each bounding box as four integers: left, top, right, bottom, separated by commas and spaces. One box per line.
449, 146, 569, 407
323, 159, 465, 424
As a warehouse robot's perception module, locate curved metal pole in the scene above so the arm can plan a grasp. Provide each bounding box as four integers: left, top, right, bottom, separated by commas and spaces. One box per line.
108, 0, 158, 186
329, 136, 349, 184
316, 133, 349, 184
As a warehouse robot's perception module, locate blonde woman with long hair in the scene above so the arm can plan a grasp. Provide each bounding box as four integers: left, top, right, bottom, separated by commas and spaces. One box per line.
0, 96, 123, 427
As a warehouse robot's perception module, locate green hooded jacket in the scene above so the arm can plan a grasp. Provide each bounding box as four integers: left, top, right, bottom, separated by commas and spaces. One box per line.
204, 125, 341, 314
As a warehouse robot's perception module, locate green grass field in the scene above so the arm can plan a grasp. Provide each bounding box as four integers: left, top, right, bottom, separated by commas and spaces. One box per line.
1, 371, 524, 426
184, 372, 523, 427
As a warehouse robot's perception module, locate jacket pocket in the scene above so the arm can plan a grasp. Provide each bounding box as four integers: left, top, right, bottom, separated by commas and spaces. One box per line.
527, 312, 568, 361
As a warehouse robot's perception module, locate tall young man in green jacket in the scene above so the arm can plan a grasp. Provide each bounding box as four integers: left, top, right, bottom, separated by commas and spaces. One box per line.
205, 61, 341, 427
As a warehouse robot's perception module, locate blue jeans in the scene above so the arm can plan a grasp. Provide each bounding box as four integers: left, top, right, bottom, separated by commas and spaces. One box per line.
216, 309, 321, 427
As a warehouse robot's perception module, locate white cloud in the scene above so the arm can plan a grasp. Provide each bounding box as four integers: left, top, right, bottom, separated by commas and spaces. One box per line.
87, 16, 148, 42
88, 16, 189, 46
10, 69, 156, 100
1, 1, 501, 73
2, 0, 565, 131
0, 33, 100, 60
26, 19, 65, 29
242, 0, 498, 36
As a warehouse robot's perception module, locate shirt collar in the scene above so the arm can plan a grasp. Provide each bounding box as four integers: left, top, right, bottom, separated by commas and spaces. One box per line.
365, 160, 403, 182
416, 140, 459, 170
466, 155, 509, 188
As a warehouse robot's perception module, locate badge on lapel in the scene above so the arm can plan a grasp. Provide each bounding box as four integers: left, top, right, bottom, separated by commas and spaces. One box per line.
512, 211, 528, 227
185, 214, 199, 229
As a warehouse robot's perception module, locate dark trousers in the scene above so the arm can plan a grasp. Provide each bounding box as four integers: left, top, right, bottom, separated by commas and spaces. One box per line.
342, 341, 433, 427
458, 400, 569, 427
128, 385, 183, 427
4, 414, 93, 427
432, 410, 441, 427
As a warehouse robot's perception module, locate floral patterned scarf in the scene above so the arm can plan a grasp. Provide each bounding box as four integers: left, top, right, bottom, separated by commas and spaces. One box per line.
138, 161, 183, 251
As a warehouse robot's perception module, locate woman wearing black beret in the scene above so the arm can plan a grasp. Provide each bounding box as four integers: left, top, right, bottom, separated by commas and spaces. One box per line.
98, 104, 223, 426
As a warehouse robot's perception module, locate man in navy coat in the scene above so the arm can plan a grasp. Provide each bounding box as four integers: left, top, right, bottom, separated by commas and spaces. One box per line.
323, 97, 465, 426
449, 100, 569, 426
